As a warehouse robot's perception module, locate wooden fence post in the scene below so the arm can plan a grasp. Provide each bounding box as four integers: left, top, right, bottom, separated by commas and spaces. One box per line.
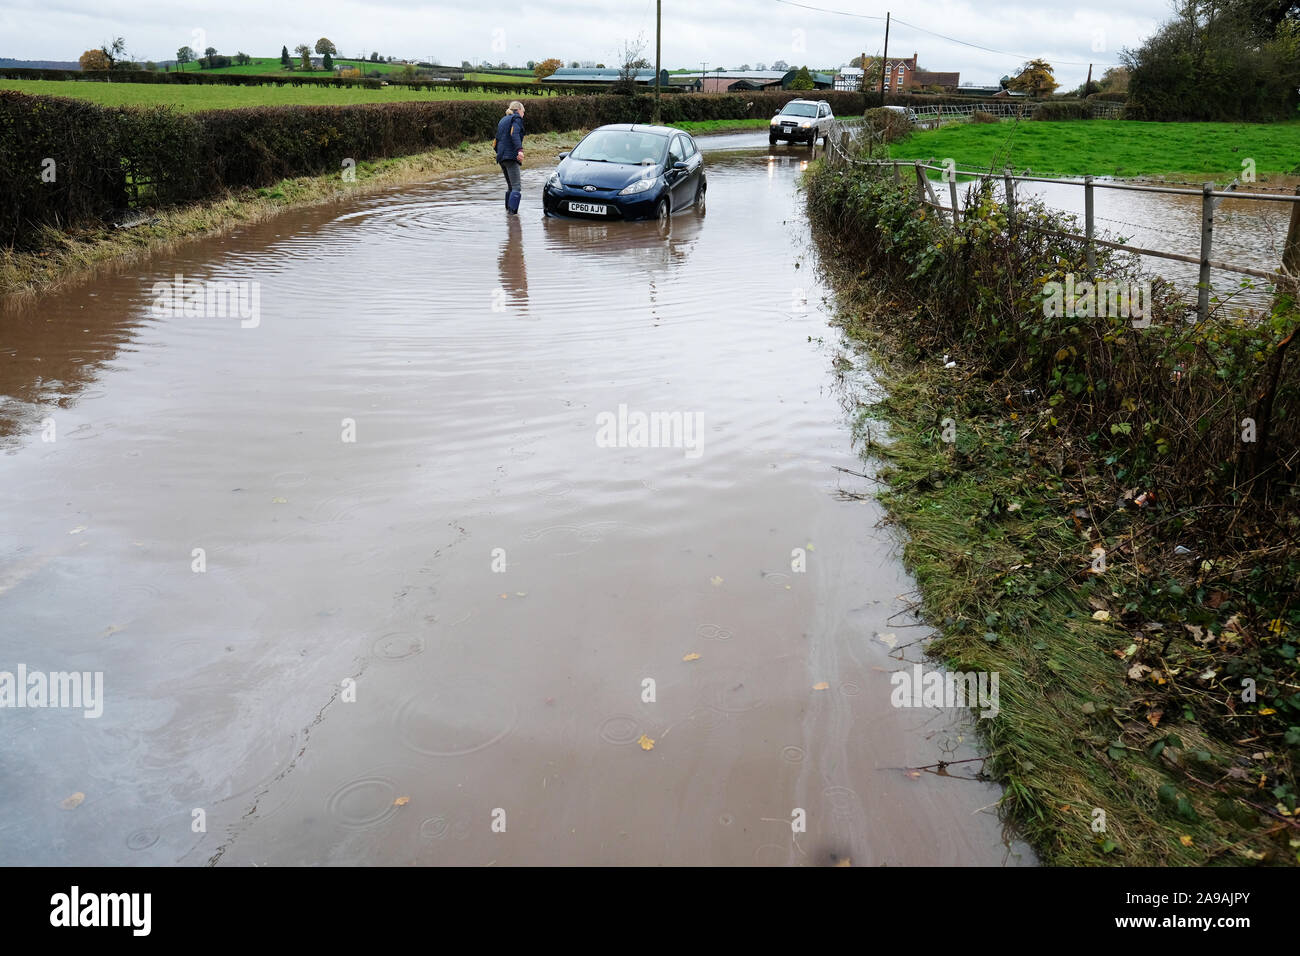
1003, 166, 1015, 227
1197, 182, 1215, 323
1084, 175, 1096, 278
914, 162, 926, 207
1280, 185, 1300, 294
893, 161, 901, 185
948, 172, 960, 226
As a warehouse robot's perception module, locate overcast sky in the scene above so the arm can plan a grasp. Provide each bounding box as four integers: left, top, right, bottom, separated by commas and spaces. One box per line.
2, 0, 1171, 86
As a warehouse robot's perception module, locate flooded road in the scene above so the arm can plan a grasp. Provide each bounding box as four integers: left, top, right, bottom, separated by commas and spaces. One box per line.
0, 134, 1031, 866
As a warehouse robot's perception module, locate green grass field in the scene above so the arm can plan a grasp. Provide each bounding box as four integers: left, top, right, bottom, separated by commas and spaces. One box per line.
0, 78, 552, 110
885, 119, 1300, 179
177, 56, 398, 76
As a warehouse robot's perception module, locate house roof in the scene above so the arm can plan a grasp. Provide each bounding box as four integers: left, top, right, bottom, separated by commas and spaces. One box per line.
549, 67, 665, 81
912, 70, 960, 86
690, 70, 789, 81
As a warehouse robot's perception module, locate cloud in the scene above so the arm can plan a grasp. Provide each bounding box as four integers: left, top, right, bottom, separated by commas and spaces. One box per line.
3, 0, 1167, 85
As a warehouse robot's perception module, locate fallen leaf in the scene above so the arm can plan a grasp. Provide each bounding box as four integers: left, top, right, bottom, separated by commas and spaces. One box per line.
1147, 709, 1163, 727
710, 576, 723, 587
682, 652, 701, 662
1128, 663, 1151, 680
60, 792, 85, 810
1092, 610, 1111, 621
68, 526, 86, 535
637, 734, 655, 751
393, 796, 410, 807
832, 858, 851, 866
876, 632, 897, 648
1179, 835, 1194, 847
812, 682, 830, 691
806, 542, 815, 551
1259, 707, 1276, 716
271, 496, 287, 504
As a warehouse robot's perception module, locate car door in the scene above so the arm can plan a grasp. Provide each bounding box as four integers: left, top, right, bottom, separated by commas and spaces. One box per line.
666, 134, 690, 210
817, 103, 832, 140
680, 135, 703, 205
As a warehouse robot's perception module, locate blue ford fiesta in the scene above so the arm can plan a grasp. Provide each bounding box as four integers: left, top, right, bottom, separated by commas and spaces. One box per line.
543, 124, 706, 223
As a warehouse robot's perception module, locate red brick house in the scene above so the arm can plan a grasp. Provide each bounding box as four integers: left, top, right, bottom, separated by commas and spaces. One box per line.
849, 53, 959, 93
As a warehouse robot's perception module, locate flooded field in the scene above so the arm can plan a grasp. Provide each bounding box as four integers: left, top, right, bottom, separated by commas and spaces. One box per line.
0, 134, 1032, 866
969, 171, 1296, 314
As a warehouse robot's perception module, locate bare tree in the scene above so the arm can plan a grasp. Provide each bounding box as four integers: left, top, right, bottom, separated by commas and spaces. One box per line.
613, 33, 647, 93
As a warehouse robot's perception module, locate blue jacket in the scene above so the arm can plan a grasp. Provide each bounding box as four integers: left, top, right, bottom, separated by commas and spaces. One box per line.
494, 113, 524, 163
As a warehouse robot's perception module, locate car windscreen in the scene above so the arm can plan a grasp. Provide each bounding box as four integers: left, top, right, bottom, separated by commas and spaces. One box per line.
569, 130, 668, 165
779, 103, 819, 117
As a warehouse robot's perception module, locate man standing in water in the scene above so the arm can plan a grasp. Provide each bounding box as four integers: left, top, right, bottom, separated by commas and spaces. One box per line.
495, 101, 526, 214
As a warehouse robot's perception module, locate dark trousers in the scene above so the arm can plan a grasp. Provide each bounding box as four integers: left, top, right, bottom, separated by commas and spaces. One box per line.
499, 160, 521, 194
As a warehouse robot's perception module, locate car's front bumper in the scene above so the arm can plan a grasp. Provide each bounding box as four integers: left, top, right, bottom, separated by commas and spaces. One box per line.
770, 124, 815, 141
542, 184, 662, 221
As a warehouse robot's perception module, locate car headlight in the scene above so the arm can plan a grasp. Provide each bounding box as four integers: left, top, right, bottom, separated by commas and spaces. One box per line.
546, 172, 562, 191
770, 117, 781, 125
619, 177, 657, 196
800, 121, 811, 128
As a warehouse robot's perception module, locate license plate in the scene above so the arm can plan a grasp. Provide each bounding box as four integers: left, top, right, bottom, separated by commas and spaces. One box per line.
568, 201, 607, 215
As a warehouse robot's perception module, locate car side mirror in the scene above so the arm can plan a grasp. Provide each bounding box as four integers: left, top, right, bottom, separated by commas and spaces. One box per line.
672, 161, 688, 170
557, 152, 569, 160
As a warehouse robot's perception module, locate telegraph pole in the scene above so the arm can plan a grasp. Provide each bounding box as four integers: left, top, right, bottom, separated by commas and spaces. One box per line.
701, 60, 707, 92
1085, 62, 1093, 96
654, 0, 662, 123
879, 11, 890, 103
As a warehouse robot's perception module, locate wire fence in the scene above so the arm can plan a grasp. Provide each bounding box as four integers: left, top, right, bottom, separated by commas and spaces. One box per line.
821, 120, 1300, 320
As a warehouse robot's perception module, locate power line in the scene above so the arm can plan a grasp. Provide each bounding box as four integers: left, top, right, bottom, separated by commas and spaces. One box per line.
772, 0, 1121, 67
890, 15, 1117, 67
772, 0, 885, 20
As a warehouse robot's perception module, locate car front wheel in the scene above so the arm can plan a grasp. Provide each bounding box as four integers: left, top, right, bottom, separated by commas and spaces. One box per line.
655, 197, 670, 225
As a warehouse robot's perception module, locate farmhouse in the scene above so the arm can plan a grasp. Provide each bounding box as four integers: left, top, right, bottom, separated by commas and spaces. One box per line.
837, 53, 960, 92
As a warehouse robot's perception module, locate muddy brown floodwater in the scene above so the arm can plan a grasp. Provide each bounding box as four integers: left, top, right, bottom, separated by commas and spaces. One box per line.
0, 134, 1033, 866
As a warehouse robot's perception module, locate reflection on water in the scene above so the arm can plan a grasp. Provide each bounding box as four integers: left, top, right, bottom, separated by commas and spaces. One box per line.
0, 139, 1032, 866
497, 216, 528, 313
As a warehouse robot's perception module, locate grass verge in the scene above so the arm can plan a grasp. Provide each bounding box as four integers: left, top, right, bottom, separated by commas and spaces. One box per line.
673, 118, 771, 135
807, 159, 1300, 866
0, 129, 585, 300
